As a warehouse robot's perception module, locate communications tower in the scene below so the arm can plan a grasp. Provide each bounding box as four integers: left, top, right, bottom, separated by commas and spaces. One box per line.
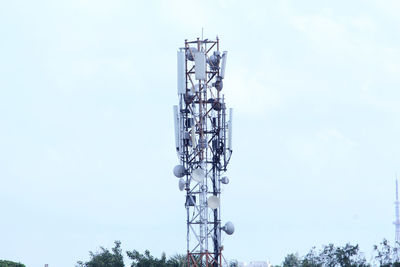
394, 179, 400, 244
172, 37, 234, 267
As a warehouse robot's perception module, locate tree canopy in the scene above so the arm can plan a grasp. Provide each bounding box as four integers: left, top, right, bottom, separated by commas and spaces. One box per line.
127, 250, 184, 267
281, 242, 400, 267
0, 260, 25, 267
77, 239, 400, 267
76, 241, 124, 267
77, 241, 186, 267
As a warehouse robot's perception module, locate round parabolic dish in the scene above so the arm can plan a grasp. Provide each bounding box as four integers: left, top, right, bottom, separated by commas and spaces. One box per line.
208, 195, 220, 209
173, 165, 185, 178
192, 168, 205, 182
223, 221, 235, 235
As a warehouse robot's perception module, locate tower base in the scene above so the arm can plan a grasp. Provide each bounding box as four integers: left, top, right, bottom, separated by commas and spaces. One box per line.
187, 252, 223, 267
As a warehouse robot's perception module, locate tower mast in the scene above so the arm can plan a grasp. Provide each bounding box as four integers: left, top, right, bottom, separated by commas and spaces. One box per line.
173, 36, 234, 267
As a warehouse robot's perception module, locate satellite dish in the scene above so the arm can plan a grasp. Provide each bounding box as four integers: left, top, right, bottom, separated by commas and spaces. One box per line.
221, 176, 229, 184
192, 168, 205, 183
173, 165, 185, 178
222, 221, 235, 235
208, 195, 220, 209
178, 178, 185, 191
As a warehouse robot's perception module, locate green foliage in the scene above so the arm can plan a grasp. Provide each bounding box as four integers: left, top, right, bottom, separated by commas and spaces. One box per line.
373, 239, 400, 266
282, 253, 301, 267
0, 260, 25, 267
283, 244, 369, 267
305, 243, 368, 267
126, 250, 183, 267
77, 241, 188, 267
301, 247, 322, 267
76, 240, 124, 267
76, 239, 400, 267
167, 254, 187, 267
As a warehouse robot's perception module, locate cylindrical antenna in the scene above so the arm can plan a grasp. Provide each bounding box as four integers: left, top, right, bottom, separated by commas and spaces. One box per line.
173, 105, 180, 152
228, 108, 233, 151
177, 50, 186, 94
220, 51, 228, 79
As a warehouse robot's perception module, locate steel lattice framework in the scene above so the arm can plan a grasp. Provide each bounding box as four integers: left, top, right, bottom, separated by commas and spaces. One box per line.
173, 37, 234, 267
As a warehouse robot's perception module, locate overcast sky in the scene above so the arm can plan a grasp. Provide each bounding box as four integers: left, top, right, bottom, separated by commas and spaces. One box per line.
1, 0, 400, 266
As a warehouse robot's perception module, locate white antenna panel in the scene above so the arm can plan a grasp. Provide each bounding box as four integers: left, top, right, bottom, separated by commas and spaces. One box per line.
191, 124, 197, 148
173, 105, 180, 152
228, 108, 233, 151
194, 51, 206, 80
177, 51, 186, 94
220, 51, 227, 79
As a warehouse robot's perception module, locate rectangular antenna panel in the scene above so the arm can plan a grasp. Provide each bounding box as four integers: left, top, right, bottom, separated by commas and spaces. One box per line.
177, 51, 186, 94
173, 105, 180, 151
220, 51, 227, 79
194, 51, 206, 80
228, 108, 233, 151
191, 124, 197, 148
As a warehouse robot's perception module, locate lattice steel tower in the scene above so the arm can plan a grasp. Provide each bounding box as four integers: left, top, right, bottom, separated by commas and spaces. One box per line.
394, 179, 400, 244
172, 37, 234, 267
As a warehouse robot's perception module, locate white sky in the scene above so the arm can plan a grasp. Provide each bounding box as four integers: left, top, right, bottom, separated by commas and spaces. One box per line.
1, 0, 400, 266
